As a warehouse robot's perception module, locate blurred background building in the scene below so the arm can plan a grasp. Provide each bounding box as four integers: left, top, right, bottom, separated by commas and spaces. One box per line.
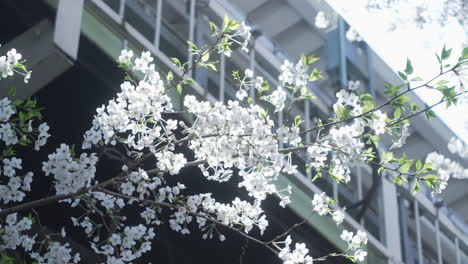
1, 0, 468, 263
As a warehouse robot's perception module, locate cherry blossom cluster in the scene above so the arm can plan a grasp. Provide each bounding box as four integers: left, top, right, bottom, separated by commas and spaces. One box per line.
277, 236, 313, 264
90, 224, 155, 263
390, 122, 410, 149
315, 11, 330, 29
163, 192, 269, 237
235, 69, 265, 101
304, 88, 388, 183
0, 100, 18, 146
0, 213, 80, 264
0, 98, 14, 123
184, 95, 294, 204
262, 86, 288, 112
92, 191, 126, 210
307, 124, 366, 183
83, 51, 174, 152
0, 158, 33, 204
42, 143, 98, 195
34, 122, 51, 150
155, 150, 187, 175
118, 167, 163, 200
346, 28, 363, 42
340, 230, 368, 262
312, 192, 345, 225
201, 196, 268, 235
0, 213, 34, 251
447, 137, 468, 158
0, 97, 50, 148
30, 242, 81, 264
279, 60, 308, 88
0, 47, 31, 83
218, 19, 252, 56
425, 151, 468, 194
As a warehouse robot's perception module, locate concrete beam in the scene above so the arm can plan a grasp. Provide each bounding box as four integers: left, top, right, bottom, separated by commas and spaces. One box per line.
0, 20, 73, 100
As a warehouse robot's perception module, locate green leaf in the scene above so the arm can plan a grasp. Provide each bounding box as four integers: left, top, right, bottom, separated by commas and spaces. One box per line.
177, 84, 182, 94
70, 144, 76, 156
187, 41, 197, 52
183, 78, 196, 85
413, 181, 420, 194
203, 63, 217, 71
222, 14, 229, 31
410, 103, 420, 112
7, 87, 16, 97
461, 47, 468, 60
259, 107, 268, 119
232, 70, 240, 80
294, 115, 302, 127
306, 54, 320, 65
436, 53, 442, 63
405, 58, 413, 75
385, 152, 394, 162
16, 64, 27, 72
19, 111, 26, 122
166, 71, 174, 83
171, 57, 182, 67
359, 93, 373, 101
394, 175, 406, 185
423, 174, 439, 188
201, 52, 210, 62
398, 71, 407, 81
441, 45, 452, 60
300, 54, 307, 65
209, 22, 218, 33
415, 160, 422, 171
377, 167, 384, 175
393, 108, 401, 120
436, 80, 449, 85
400, 160, 413, 173
308, 68, 324, 82
425, 109, 437, 120
260, 81, 269, 91
333, 105, 350, 120
411, 77, 423, 81
311, 171, 322, 182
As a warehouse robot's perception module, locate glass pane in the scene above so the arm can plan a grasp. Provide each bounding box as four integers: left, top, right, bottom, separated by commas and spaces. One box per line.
124, 0, 156, 42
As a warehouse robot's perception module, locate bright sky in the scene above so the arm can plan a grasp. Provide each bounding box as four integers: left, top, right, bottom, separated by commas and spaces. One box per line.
325, 0, 468, 143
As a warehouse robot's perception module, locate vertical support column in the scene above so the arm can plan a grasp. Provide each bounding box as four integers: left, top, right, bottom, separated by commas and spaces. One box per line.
304, 100, 311, 180
381, 175, 403, 264
249, 40, 256, 104
219, 53, 225, 102
455, 237, 461, 264
435, 211, 443, 264
193, 14, 208, 94
333, 181, 339, 204
414, 200, 424, 264
398, 197, 414, 263
366, 43, 375, 96
154, 0, 163, 50
119, 0, 126, 21
356, 166, 364, 225
187, 0, 196, 78
54, 0, 84, 60
278, 111, 284, 149
337, 17, 347, 89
